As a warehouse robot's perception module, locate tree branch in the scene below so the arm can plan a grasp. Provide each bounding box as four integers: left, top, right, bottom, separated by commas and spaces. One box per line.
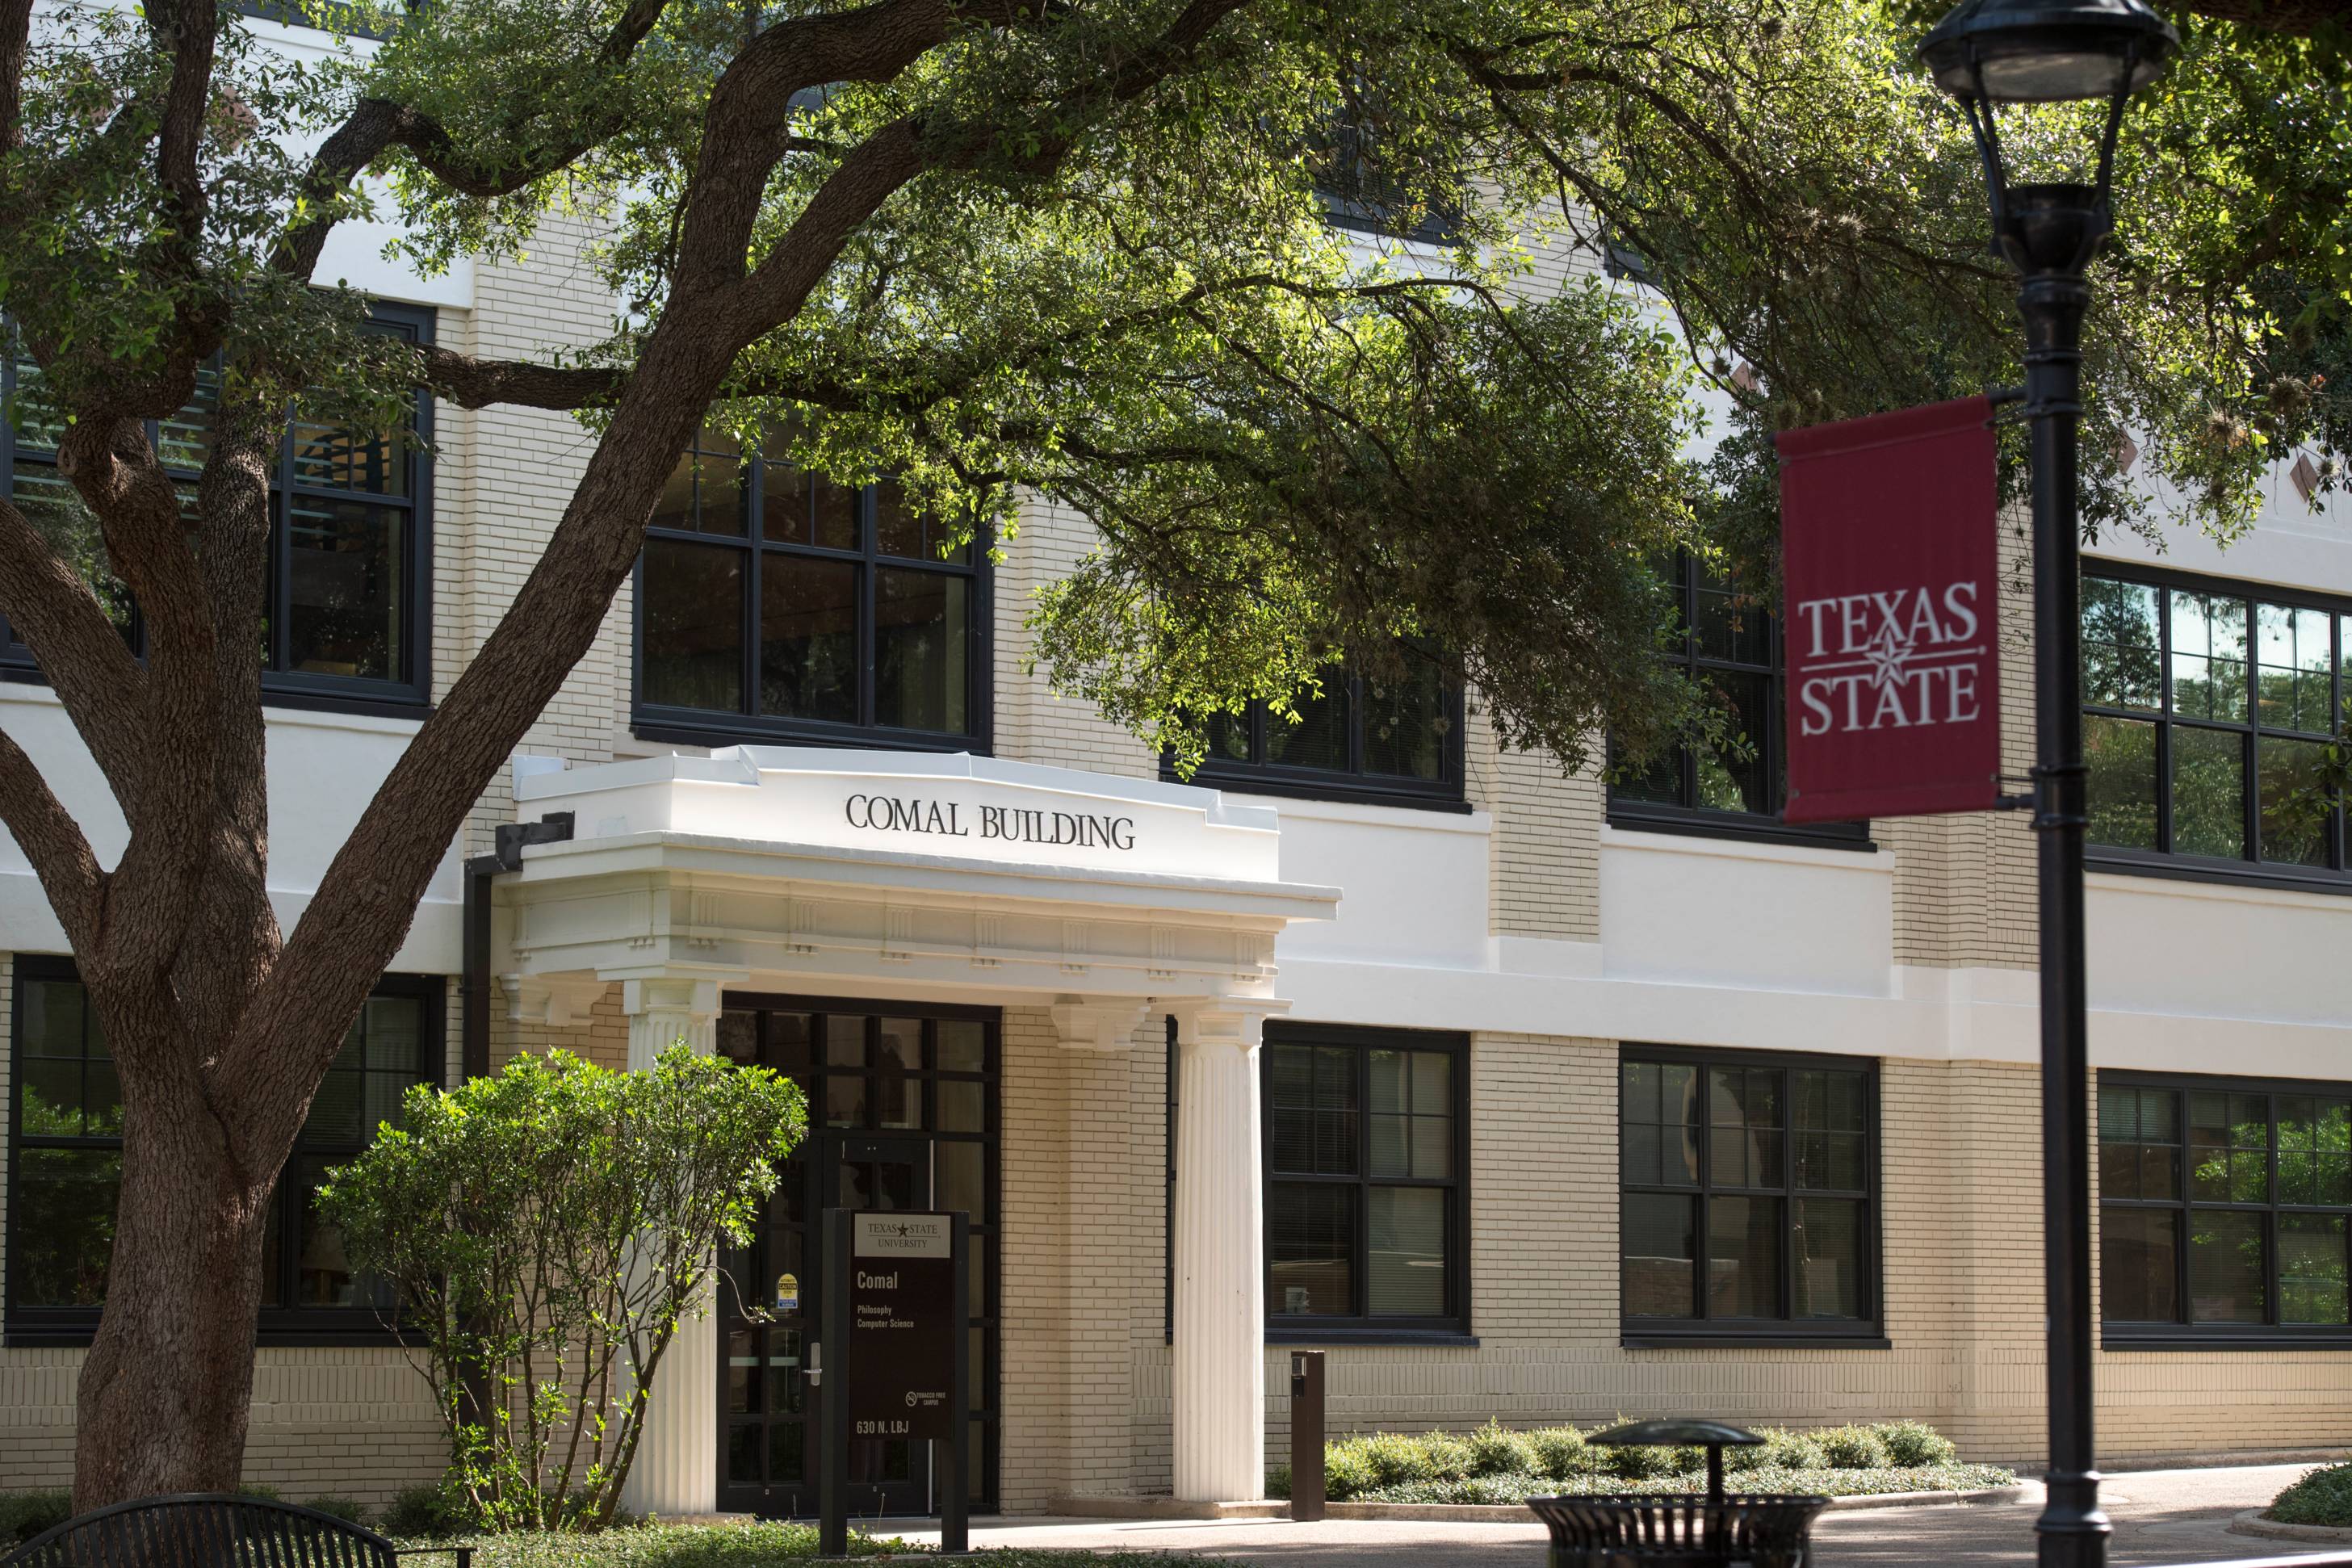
0, 719, 105, 954
0, 0, 31, 157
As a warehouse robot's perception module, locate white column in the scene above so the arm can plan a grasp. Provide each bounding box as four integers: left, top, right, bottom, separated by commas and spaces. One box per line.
620, 976, 724, 1519
1168, 998, 1283, 1503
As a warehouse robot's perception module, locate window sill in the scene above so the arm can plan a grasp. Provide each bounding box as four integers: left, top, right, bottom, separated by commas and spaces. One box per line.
5, 1326, 409, 1349
1162, 762, 1470, 815
1621, 1331, 1890, 1350
1267, 1328, 1478, 1348
633, 713, 991, 756
2087, 851, 2352, 898
2102, 1331, 2352, 1352
1606, 807, 1875, 853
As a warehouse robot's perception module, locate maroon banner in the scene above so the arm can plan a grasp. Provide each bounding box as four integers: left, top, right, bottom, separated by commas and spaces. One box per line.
1777, 397, 2000, 824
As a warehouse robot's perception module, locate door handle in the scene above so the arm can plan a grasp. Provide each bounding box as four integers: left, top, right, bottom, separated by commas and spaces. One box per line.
807, 1341, 822, 1386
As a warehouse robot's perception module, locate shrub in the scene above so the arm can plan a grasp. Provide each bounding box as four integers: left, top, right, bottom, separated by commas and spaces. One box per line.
1264, 1465, 1290, 1500
300, 1498, 372, 1526
2270, 1462, 2352, 1528
1605, 1442, 1676, 1482
0, 1491, 73, 1546
1817, 1426, 1889, 1469
1418, 1434, 1478, 1483
1529, 1427, 1595, 1481
1875, 1420, 1957, 1469
1355, 1432, 1430, 1488
381, 1485, 477, 1541
1323, 1444, 1376, 1500
1759, 1428, 1826, 1471
236, 1486, 284, 1503
1466, 1421, 1538, 1478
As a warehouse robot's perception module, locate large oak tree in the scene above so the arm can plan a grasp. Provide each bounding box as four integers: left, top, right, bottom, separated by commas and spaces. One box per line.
0, 0, 2336, 1504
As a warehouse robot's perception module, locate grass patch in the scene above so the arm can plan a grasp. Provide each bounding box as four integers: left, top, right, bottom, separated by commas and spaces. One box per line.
405, 1524, 1244, 1568
2268, 1462, 2352, 1527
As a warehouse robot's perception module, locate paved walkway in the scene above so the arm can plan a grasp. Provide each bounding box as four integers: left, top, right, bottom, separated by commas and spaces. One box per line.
883, 1465, 2332, 1566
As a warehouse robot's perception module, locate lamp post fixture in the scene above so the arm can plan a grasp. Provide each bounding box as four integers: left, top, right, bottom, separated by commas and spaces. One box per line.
1914, 5, 2177, 1567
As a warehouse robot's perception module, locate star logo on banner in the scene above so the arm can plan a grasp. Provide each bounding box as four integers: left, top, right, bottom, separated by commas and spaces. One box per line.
1864, 621, 1914, 691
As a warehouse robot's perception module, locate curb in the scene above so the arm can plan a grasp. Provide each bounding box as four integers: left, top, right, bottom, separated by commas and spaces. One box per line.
2228, 1508, 2352, 1545
1311, 1486, 2029, 1523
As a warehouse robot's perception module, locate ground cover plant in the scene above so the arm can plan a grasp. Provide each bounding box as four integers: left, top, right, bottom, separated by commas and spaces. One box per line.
1276, 1419, 2009, 1504
2267, 1461, 2352, 1527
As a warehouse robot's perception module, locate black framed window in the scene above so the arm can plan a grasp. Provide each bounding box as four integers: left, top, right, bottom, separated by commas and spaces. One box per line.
1619, 1046, 1880, 1345
1311, 95, 1460, 245
0, 307, 435, 713
1167, 652, 1467, 811
1263, 1024, 1469, 1340
2083, 564, 2352, 889
1608, 552, 1868, 848
632, 434, 987, 750
2099, 1075, 2352, 1347
6, 959, 442, 1343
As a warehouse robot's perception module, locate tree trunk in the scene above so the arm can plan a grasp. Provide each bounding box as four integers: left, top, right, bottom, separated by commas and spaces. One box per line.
71, 1038, 276, 1508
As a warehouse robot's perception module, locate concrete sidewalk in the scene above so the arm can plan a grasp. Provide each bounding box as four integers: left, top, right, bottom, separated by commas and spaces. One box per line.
874, 1464, 2329, 1566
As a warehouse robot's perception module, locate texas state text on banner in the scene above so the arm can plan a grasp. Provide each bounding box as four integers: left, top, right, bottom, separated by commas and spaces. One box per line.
1776, 396, 2000, 824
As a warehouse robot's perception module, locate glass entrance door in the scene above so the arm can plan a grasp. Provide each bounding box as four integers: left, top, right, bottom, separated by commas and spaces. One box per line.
717, 1004, 999, 1519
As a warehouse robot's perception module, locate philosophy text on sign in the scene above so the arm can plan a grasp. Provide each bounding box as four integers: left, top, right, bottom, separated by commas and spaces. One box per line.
846, 1213, 957, 1442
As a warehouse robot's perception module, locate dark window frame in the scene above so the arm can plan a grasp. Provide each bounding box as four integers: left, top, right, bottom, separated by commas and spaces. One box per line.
4, 957, 444, 1346
629, 445, 992, 753
2098, 1070, 2352, 1351
2082, 560, 2352, 895
1310, 92, 1461, 246
1607, 551, 1873, 852
0, 304, 437, 717
1161, 660, 1469, 813
1617, 1043, 1885, 1349
1260, 1021, 1473, 1343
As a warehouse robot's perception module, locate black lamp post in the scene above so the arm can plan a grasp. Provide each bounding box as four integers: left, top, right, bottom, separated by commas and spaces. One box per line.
1914, 6, 2176, 1568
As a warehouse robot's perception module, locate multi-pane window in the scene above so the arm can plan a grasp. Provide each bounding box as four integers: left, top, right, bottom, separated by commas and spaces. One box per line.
1311, 94, 1458, 244
2082, 567, 2352, 880
1620, 1049, 1878, 1339
0, 309, 434, 707
6, 962, 439, 1337
1180, 654, 1465, 809
634, 434, 984, 748
1263, 1025, 1467, 1335
1609, 554, 1866, 842
2098, 1077, 2352, 1340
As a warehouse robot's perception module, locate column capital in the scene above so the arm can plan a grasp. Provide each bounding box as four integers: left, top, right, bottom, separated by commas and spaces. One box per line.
617, 974, 737, 1021
1165, 995, 1289, 1051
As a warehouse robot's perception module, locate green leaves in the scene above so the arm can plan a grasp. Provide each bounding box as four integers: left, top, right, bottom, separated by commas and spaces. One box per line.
317, 1046, 805, 1530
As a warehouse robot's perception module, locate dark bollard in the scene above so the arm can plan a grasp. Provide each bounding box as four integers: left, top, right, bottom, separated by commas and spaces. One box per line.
1288, 1350, 1326, 1521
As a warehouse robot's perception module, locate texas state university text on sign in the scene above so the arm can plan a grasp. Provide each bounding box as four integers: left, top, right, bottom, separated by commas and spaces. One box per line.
1777, 396, 2001, 824
847, 1213, 957, 1442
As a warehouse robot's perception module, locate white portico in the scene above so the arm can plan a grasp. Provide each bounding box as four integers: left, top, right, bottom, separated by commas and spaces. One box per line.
493, 747, 1337, 1513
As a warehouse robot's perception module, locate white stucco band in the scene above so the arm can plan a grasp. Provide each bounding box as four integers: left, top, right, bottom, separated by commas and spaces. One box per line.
496, 748, 1339, 1513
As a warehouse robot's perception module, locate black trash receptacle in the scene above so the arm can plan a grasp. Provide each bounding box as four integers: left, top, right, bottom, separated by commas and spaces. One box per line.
1525, 1420, 1830, 1568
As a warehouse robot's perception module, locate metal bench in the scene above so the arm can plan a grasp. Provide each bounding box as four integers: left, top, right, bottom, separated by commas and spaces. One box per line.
0, 1495, 472, 1568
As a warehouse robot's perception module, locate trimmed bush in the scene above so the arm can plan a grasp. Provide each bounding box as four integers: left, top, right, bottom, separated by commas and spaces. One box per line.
1759, 1428, 1826, 1471
2270, 1462, 2352, 1528
300, 1499, 373, 1527
1265, 1465, 1290, 1500
1418, 1435, 1478, 1484
1817, 1426, 1889, 1469
1323, 1445, 1375, 1501
0, 1492, 73, 1546
1466, 1422, 1537, 1478
382, 1486, 477, 1541
1875, 1420, 1957, 1469
236, 1486, 285, 1504
1605, 1443, 1676, 1482
1355, 1432, 1430, 1488
1529, 1427, 1595, 1482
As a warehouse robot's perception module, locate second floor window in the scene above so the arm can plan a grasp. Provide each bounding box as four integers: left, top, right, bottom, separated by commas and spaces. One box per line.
2082, 565, 2352, 884
1608, 552, 1864, 844
0, 308, 435, 709
633, 434, 986, 749
1171, 651, 1465, 809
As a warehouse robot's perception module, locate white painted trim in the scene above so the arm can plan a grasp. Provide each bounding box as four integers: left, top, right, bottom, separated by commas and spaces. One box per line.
1598, 822, 1894, 874
1213, 790, 1494, 836
2087, 868, 2352, 916
0, 681, 426, 738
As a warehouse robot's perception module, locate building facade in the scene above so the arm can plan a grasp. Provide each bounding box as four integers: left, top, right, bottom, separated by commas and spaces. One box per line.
3, 15, 2352, 1515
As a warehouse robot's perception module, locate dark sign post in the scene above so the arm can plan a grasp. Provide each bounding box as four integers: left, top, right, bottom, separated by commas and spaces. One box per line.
817, 1210, 970, 1556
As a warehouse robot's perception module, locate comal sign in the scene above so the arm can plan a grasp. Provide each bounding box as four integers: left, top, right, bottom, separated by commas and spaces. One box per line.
1778, 396, 2001, 824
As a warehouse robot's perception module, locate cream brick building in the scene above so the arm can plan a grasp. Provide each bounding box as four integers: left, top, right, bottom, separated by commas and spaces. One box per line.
5, 12, 2352, 1518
